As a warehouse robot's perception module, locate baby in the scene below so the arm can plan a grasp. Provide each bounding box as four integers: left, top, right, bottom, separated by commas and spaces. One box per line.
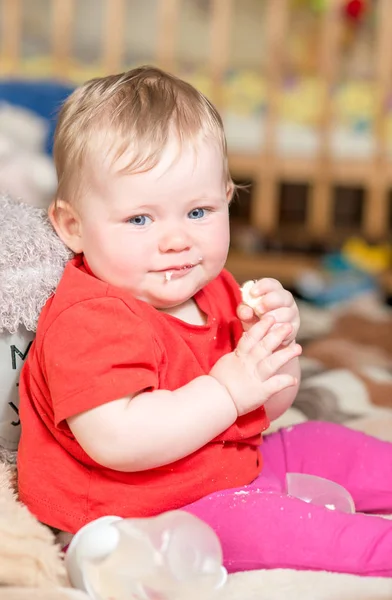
18, 67, 392, 576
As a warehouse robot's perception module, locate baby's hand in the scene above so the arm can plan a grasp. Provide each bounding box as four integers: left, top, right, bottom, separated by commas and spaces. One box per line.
210, 316, 301, 416
238, 278, 300, 345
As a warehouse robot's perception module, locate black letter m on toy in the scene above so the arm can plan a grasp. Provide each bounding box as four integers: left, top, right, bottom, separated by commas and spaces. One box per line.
10, 342, 32, 370
9, 342, 33, 426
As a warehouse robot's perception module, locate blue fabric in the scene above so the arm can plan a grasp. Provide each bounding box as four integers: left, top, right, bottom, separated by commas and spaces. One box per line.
0, 80, 74, 154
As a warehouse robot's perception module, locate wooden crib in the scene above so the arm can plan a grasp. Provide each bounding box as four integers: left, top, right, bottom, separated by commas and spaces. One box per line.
1, 0, 392, 289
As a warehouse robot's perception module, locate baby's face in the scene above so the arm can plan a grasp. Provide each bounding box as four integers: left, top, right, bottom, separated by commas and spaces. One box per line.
75, 137, 231, 309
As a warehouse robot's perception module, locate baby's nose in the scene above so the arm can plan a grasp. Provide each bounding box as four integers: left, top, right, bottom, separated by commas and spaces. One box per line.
159, 225, 191, 252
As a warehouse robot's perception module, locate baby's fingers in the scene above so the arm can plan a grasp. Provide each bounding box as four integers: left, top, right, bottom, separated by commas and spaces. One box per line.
253, 323, 293, 357
258, 343, 302, 378
256, 289, 294, 314
259, 373, 298, 400
236, 316, 275, 356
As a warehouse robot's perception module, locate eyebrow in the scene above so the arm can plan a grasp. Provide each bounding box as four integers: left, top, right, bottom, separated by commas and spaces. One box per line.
188, 195, 225, 203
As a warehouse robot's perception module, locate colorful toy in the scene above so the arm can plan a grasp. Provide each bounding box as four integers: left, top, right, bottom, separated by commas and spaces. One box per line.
295, 236, 391, 307
342, 237, 392, 275
343, 0, 367, 23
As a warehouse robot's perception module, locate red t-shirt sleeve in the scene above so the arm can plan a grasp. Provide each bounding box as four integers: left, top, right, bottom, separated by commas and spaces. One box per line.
41, 297, 160, 426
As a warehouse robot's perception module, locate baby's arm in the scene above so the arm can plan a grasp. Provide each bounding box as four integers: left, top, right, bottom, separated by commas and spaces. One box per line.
68, 318, 300, 472
68, 376, 237, 471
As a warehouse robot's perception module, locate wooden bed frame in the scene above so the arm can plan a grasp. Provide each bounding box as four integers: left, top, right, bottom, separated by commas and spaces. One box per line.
1, 0, 392, 289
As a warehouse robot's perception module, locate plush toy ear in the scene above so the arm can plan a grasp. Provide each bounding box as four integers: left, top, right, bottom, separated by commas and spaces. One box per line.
0, 195, 73, 334
49, 199, 83, 254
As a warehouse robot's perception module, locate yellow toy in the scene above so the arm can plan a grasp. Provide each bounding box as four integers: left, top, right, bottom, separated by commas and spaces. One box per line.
342, 237, 392, 275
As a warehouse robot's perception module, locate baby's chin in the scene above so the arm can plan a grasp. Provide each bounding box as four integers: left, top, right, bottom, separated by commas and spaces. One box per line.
135, 270, 216, 309
139, 286, 201, 311
145, 294, 194, 311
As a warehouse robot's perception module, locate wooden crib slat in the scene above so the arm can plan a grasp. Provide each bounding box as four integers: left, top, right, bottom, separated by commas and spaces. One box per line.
251, 0, 289, 236
364, 0, 392, 240
209, 0, 233, 110
1, 0, 22, 75
263, 0, 288, 157
307, 0, 342, 241
373, 0, 392, 160
365, 176, 388, 241
102, 0, 126, 74
156, 0, 181, 72
52, 0, 75, 78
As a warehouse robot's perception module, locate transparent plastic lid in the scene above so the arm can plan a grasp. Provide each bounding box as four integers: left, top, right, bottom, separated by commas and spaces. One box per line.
286, 473, 355, 514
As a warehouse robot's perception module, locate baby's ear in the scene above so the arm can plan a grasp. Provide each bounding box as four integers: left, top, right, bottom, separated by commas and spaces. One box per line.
48, 199, 83, 254
226, 182, 235, 203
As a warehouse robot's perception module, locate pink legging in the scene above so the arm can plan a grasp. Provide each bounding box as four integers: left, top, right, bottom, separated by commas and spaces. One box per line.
184, 422, 392, 577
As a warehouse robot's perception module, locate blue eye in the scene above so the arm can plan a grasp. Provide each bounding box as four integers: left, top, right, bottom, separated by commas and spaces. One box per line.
188, 208, 206, 219
128, 215, 152, 226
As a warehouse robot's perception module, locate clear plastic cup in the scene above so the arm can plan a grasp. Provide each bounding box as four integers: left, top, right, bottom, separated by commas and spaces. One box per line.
286, 473, 355, 513
66, 511, 227, 600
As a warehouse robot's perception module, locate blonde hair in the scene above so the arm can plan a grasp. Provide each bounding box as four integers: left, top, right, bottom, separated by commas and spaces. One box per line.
53, 65, 232, 202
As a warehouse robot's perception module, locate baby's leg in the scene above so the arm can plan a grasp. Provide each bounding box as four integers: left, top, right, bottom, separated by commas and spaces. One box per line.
184, 422, 392, 574
184, 487, 392, 575
258, 421, 392, 514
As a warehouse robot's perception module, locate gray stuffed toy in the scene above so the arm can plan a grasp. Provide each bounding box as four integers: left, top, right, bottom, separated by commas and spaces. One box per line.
0, 195, 72, 459
0, 194, 72, 335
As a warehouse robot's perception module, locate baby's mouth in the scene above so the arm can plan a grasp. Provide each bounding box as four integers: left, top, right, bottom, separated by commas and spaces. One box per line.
164, 264, 194, 282
156, 258, 203, 283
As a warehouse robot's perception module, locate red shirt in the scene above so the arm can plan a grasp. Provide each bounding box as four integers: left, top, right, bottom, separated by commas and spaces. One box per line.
18, 256, 269, 533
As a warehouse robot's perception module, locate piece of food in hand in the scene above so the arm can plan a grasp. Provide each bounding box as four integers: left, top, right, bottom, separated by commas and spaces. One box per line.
240, 280, 264, 316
